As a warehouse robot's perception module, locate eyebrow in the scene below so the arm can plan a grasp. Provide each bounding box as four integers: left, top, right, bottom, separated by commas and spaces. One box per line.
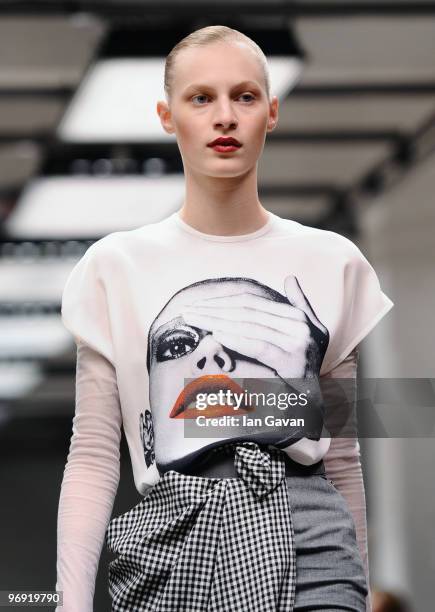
183, 80, 261, 93
151, 316, 196, 351
152, 317, 182, 343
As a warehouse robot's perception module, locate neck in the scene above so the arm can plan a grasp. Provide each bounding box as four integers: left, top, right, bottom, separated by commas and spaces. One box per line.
178, 165, 270, 236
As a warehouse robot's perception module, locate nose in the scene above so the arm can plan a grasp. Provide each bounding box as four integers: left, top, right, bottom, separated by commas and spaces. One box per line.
213, 97, 238, 130
192, 335, 235, 374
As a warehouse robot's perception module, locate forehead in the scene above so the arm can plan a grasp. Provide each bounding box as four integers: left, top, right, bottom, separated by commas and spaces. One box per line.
172, 41, 264, 90
150, 278, 269, 331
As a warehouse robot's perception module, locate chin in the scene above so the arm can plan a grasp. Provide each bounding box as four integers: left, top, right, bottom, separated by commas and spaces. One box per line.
204, 166, 249, 179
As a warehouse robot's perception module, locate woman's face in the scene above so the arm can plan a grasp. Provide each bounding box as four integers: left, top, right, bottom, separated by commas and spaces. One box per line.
148, 279, 280, 464
157, 41, 278, 178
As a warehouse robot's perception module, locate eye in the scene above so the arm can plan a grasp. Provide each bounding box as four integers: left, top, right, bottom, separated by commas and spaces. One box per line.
156, 328, 200, 361
191, 94, 209, 105
191, 92, 256, 105
239, 93, 256, 102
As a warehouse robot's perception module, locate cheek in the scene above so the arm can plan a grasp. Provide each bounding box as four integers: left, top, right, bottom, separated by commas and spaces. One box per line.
176, 123, 194, 142
150, 360, 185, 396
173, 113, 203, 144
252, 114, 269, 138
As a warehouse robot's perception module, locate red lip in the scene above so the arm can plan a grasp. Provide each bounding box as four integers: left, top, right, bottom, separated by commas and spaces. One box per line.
208, 137, 242, 147
169, 374, 254, 419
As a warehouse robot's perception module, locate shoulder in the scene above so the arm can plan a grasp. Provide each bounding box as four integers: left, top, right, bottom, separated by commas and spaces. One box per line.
275, 216, 364, 262
305, 226, 362, 258
86, 217, 173, 261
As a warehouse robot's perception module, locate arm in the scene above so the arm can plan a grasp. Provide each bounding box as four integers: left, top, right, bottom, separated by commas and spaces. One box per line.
55, 341, 122, 612
321, 346, 372, 612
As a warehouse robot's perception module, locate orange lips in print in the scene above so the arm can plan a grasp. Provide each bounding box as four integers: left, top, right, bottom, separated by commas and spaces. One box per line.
169, 374, 254, 419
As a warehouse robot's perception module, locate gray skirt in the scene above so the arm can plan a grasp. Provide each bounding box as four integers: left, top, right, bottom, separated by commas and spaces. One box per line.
286, 473, 368, 611
106, 444, 368, 611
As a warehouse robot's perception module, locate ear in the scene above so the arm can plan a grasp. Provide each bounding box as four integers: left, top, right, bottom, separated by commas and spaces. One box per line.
267, 95, 279, 132
156, 100, 175, 135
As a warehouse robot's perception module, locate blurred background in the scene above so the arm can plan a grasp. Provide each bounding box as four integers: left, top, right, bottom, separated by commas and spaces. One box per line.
0, 1, 434, 611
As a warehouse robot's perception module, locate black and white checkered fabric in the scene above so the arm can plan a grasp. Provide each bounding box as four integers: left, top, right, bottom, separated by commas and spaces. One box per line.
106, 441, 296, 611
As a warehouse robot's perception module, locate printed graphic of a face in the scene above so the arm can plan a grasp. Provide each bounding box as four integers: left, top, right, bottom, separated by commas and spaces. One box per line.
146, 276, 329, 468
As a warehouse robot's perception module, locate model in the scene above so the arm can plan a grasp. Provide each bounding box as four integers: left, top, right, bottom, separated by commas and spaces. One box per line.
55, 25, 394, 612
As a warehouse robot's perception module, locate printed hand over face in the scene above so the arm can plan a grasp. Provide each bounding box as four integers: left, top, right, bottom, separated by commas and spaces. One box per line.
181, 274, 329, 380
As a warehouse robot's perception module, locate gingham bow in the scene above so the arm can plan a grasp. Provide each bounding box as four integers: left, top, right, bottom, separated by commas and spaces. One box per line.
234, 441, 287, 499
107, 441, 296, 611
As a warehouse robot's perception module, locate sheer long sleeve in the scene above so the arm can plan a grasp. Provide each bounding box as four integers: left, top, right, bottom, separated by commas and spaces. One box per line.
322, 346, 372, 612
55, 341, 122, 612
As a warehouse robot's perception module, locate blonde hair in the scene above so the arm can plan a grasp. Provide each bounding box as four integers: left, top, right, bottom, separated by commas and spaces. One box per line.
164, 25, 271, 104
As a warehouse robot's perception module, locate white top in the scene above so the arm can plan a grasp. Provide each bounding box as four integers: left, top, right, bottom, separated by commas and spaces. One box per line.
56, 209, 392, 611
60, 210, 394, 496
